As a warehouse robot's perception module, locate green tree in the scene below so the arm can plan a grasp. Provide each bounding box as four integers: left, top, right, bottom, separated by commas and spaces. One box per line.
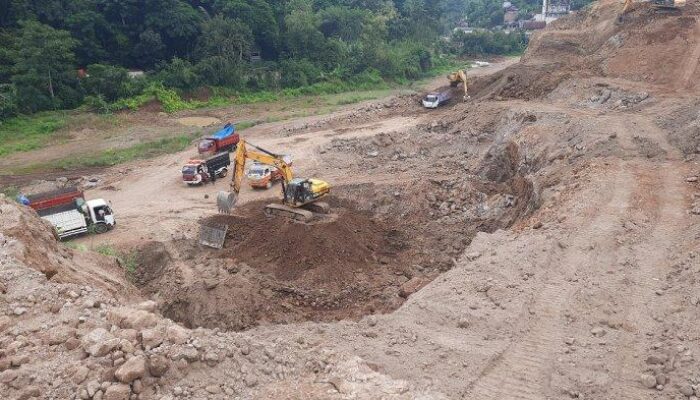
0, 83, 18, 119
132, 29, 166, 69
82, 63, 130, 101
279, 58, 321, 87
157, 57, 199, 90
65, 10, 113, 66
212, 0, 280, 59
197, 15, 254, 61
284, 5, 325, 59
195, 56, 245, 88
318, 6, 370, 42
10, 21, 80, 112
143, 0, 203, 57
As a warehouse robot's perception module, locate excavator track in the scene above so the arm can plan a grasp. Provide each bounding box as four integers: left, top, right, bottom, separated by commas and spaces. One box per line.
264, 203, 314, 222
302, 201, 330, 214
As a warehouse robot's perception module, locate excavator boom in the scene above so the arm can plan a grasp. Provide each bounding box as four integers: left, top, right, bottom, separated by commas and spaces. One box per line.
216, 140, 330, 221
447, 69, 469, 100
217, 141, 293, 214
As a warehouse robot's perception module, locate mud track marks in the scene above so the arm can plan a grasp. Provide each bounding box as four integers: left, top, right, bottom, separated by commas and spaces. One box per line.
467, 165, 633, 399
679, 18, 700, 89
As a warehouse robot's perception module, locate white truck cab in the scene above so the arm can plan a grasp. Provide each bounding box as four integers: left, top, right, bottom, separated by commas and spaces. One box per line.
85, 199, 115, 233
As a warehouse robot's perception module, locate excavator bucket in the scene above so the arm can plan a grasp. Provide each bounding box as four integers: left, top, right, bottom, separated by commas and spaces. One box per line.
216, 191, 238, 214
199, 223, 228, 249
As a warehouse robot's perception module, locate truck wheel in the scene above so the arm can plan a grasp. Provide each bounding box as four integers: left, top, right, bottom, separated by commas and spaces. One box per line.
219, 168, 228, 178
94, 223, 109, 234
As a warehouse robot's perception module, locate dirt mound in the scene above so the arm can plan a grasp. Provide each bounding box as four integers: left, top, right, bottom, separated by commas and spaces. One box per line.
0, 196, 133, 297
129, 241, 171, 285
471, 0, 700, 99
207, 200, 403, 282
658, 97, 700, 155
132, 198, 419, 331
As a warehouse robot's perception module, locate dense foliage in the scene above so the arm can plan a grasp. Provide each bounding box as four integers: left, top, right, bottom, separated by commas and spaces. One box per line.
0, 0, 557, 119
444, 30, 529, 56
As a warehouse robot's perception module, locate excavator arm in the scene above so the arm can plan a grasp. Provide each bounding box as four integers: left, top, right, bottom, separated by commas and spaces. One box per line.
217, 140, 294, 214
458, 69, 469, 100
447, 69, 469, 100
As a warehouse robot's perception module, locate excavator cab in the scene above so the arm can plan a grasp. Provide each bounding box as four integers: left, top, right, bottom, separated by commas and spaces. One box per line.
447, 69, 469, 101
284, 178, 330, 206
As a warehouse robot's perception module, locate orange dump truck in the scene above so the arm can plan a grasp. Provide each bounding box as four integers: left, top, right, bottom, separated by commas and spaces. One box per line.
246, 155, 293, 189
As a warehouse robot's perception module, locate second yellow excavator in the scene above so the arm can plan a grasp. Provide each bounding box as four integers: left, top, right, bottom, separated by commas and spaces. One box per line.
216, 140, 331, 221
447, 69, 469, 100
620, 0, 684, 17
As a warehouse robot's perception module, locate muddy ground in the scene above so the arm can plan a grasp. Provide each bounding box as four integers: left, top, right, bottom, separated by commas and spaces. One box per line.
2, 1, 700, 399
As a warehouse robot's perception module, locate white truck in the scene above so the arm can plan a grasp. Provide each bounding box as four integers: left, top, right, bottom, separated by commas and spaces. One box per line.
23, 187, 115, 239
422, 90, 452, 109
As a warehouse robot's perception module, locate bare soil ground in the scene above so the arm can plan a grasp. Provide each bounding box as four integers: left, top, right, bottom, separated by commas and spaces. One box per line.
2, 2, 700, 399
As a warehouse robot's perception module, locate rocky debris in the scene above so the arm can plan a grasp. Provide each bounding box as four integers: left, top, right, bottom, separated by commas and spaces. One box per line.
114, 355, 147, 383
679, 383, 695, 397
147, 355, 170, 377
590, 326, 606, 337
165, 324, 190, 345
83, 328, 120, 357
646, 354, 668, 365
12, 307, 27, 316
641, 373, 658, 389
280, 97, 409, 136
205, 384, 222, 394
107, 308, 158, 330
399, 277, 426, 298
103, 383, 131, 400
72, 366, 90, 384
136, 300, 158, 312
588, 87, 649, 109
171, 346, 199, 363
457, 317, 470, 329
141, 326, 164, 349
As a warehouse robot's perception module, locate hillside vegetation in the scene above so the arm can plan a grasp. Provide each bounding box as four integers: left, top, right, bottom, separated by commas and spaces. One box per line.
0, 0, 490, 120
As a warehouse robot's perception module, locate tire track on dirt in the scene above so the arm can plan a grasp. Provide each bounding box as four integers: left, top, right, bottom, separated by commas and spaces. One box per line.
606, 148, 689, 397
680, 18, 700, 89
467, 165, 634, 399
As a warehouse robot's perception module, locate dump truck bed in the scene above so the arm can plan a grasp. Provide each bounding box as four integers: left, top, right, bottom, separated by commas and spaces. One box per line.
42, 209, 88, 239
27, 187, 84, 212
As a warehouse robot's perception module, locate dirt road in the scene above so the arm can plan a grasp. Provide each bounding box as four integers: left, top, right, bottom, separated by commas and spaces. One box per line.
71, 58, 518, 247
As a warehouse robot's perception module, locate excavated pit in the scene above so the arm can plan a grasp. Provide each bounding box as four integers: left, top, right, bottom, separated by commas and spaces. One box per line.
132, 172, 536, 331
129, 105, 541, 332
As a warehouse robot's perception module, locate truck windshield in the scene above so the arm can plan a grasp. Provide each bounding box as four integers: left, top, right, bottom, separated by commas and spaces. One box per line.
426, 95, 438, 102
182, 166, 196, 174
248, 168, 265, 177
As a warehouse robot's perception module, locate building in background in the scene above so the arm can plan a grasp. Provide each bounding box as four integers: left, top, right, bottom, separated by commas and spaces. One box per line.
535, 0, 571, 23
503, 3, 520, 27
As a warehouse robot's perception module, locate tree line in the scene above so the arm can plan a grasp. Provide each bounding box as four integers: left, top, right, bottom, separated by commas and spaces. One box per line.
0, 0, 564, 119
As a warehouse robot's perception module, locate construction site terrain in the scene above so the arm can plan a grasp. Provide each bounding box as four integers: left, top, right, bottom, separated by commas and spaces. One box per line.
2, 0, 700, 399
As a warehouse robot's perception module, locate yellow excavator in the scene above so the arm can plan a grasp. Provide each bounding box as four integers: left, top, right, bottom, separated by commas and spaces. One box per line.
621, 0, 684, 17
216, 140, 331, 222
447, 69, 469, 100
